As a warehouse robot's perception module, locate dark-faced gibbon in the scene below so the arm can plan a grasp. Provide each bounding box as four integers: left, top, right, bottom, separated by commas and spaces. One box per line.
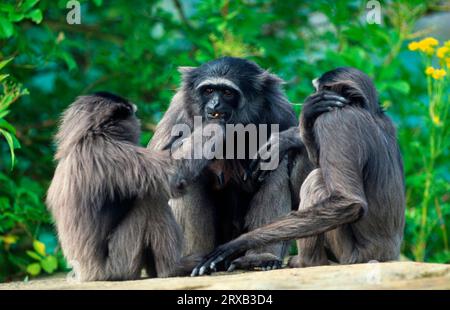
191, 67, 405, 275
150, 57, 316, 272
47, 92, 203, 281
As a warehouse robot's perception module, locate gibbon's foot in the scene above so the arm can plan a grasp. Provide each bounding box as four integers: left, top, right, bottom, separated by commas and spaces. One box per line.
227, 253, 282, 272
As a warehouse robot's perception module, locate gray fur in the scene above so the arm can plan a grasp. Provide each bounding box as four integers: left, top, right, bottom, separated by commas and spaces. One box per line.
47, 93, 196, 281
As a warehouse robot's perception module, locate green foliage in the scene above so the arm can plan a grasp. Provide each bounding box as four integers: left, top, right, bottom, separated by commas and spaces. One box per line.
0, 58, 25, 169
0, 0, 448, 282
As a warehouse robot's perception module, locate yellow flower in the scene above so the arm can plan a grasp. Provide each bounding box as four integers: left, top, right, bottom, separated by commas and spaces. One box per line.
1, 234, 18, 245
431, 114, 441, 125
431, 68, 446, 80
437, 46, 449, 59
422, 37, 439, 47
410, 37, 440, 55
425, 66, 435, 76
445, 40, 450, 48
423, 46, 435, 56
408, 41, 420, 51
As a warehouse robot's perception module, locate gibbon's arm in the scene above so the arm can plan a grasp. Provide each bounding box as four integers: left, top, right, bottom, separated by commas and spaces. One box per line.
300, 90, 349, 165
248, 90, 348, 182
169, 123, 225, 197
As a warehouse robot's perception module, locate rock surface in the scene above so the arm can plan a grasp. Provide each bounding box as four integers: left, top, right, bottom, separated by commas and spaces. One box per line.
1, 262, 449, 290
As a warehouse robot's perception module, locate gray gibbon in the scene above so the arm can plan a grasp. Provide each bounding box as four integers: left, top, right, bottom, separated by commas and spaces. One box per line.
47, 92, 220, 281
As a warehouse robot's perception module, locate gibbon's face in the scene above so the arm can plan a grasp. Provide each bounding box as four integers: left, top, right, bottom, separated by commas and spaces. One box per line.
185, 57, 267, 124
199, 84, 240, 123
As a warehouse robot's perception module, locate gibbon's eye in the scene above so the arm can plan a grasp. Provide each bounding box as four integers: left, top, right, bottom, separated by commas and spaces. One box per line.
223, 89, 234, 99
204, 88, 214, 95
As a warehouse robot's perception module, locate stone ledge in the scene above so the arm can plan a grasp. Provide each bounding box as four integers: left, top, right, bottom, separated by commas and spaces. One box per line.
1, 262, 449, 290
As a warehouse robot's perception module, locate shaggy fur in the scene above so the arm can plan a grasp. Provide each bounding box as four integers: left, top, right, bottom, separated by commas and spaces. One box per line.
47, 93, 198, 281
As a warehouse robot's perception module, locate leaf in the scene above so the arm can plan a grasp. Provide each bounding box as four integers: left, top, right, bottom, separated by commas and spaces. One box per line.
12, 134, 21, 149
389, 81, 410, 95
0, 109, 10, 119
26, 263, 41, 276
9, 12, 25, 23
41, 256, 58, 274
0, 118, 16, 133
0, 73, 9, 82
0, 17, 14, 39
0, 129, 16, 169
22, 0, 40, 12
93, 0, 103, 7
33, 240, 46, 256
0, 58, 13, 71
26, 250, 43, 261
59, 52, 77, 71
27, 9, 43, 24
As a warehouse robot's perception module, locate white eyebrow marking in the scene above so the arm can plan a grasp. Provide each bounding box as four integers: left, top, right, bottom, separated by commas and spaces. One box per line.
196, 78, 242, 95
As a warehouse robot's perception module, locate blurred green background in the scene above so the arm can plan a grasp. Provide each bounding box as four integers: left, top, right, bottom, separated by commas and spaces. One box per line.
0, 0, 449, 282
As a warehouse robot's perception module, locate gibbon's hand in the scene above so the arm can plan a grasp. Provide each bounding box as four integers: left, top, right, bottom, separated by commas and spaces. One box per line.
246, 134, 283, 184
191, 240, 246, 276
301, 90, 349, 128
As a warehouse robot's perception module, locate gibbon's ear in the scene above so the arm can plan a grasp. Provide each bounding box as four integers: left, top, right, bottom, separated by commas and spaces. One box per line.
178, 66, 197, 76
112, 102, 133, 119
259, 70, 285, 87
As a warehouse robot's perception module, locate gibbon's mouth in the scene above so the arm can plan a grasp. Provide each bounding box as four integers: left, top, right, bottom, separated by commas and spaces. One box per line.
207, 111, 230, 121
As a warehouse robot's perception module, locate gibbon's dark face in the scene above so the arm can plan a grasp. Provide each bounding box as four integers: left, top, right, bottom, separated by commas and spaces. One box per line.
199, 84, 240, 122
183, 57, 269, 124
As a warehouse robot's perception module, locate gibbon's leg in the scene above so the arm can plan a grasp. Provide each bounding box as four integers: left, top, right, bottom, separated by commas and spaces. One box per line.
289, 169, 329, 268
142, 196, 185, 277
104, 199, 153, 280
227, 158, 291, 272
104, 195, 183, 280
170, 181, 216, 256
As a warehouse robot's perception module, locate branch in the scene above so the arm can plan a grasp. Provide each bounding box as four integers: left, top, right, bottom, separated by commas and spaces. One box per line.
44, 20, 125, 45
172, 0, 193, 30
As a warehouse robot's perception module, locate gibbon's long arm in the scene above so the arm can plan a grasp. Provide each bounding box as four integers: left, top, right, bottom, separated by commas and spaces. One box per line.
248, 91, 348, 182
